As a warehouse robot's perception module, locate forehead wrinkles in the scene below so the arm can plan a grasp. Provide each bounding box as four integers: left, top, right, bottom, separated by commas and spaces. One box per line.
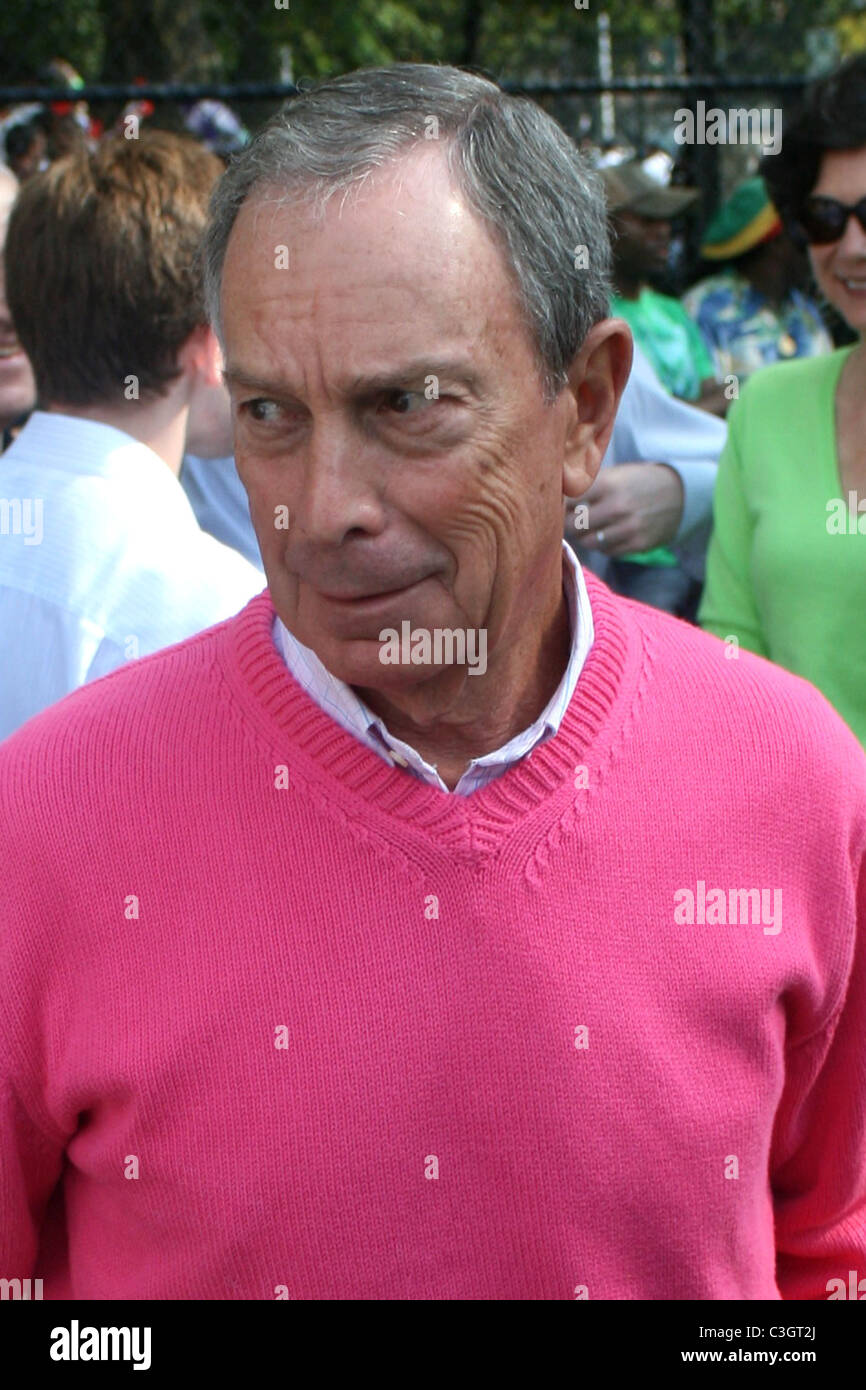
221, 162, 537, 397
232, 276, 467, 406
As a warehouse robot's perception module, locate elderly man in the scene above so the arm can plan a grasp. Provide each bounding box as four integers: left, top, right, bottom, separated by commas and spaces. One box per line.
1, 64, 864, 1302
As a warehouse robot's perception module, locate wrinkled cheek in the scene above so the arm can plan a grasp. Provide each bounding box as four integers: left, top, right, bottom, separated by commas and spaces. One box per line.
240, 482, 287, 561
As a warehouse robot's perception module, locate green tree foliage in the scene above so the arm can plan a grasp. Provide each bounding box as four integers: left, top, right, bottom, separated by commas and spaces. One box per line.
0, 0, 860, 89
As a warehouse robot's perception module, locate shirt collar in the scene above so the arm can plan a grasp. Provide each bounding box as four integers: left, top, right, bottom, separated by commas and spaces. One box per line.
272, 541, 593, 795
6, 410, 177, 486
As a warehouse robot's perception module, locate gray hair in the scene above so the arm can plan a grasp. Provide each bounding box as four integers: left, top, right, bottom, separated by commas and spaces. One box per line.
201, 62, 612, 403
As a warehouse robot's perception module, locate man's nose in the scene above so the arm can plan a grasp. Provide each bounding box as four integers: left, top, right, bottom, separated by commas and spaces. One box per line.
297, 419, 386, 545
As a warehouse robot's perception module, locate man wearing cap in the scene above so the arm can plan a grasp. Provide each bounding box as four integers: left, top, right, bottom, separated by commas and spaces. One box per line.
603, 161, 726, 414
682, 175, 833, 384
588, 162, 726, 612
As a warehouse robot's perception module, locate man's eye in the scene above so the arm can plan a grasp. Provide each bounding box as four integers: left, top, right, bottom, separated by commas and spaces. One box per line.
384, 389, 431, 415
245, 399, 283, 423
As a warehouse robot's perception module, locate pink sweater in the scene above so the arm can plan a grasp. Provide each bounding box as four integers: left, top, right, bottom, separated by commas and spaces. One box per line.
1, 574, 865, 1301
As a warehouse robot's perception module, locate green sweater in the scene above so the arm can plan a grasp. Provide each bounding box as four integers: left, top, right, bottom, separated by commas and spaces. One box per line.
699, 345, 866, 747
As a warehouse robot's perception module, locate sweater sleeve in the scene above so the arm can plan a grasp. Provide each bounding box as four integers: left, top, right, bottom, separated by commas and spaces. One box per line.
0, 748, 70, 1282
772, 852, 866, 1300
0, 1079, 66, 1279
697, 395, 769, 657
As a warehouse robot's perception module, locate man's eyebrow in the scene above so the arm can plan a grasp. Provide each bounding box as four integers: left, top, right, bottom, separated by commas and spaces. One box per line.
222, 358, 480, 397
345, 358, 480, 394
222, 367, 289, 396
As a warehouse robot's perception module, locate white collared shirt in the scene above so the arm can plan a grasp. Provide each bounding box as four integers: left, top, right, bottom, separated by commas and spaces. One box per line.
273, 541, 593, 795
0, 411, 263, 741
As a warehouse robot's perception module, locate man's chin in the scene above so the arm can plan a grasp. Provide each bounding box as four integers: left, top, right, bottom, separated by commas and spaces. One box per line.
307, 638, 444, 692
273, 579, 485, 691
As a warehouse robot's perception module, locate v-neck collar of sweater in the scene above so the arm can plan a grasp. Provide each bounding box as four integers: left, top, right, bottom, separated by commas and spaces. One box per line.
219, 571, 641, 855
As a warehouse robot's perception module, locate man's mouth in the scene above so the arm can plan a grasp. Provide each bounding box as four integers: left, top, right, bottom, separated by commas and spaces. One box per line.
318, 577, 428, 605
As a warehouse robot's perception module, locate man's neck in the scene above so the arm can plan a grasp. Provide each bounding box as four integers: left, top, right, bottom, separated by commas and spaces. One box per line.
614, 271, 643, 300
741, 256, 787, 312
46, 394, 191, 477
354, 564, 572, 791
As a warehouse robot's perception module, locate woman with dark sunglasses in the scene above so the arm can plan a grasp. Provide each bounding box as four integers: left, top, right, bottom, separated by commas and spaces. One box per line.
699, 52, 866, 749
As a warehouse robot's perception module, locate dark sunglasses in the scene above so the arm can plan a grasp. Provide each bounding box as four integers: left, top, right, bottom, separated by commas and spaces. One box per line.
797, 194, 866, 245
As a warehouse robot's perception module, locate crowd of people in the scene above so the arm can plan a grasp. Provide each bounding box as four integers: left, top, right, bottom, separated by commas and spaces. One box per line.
1, 54, 864, 1302
579, 62, 866, 751
3, 59, 862, 748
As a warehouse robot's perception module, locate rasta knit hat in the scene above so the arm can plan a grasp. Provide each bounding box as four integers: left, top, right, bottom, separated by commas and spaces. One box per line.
700, 176, 783, 259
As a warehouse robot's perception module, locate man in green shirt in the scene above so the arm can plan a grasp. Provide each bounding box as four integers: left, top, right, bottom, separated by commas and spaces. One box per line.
603, 162, 726, 415
599, 161, 725, 577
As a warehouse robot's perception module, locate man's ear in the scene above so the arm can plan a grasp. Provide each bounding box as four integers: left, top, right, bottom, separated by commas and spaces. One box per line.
177, 323, 224, 390
561, 319, 633, 500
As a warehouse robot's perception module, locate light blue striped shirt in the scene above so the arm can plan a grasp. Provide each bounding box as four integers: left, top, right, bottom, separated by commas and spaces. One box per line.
0, 411, 264, 741
273, 541, 592, 795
